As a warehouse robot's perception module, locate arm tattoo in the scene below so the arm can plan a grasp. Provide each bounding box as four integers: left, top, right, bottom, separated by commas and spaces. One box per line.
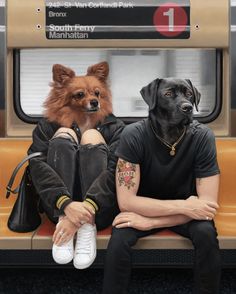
117, 159, 136, 189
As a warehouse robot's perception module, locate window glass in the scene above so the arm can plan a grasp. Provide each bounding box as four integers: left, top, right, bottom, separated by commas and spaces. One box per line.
18, 48, 218, 119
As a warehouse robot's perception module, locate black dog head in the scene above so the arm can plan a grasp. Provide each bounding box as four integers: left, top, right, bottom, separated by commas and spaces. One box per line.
140, 78, 201, 127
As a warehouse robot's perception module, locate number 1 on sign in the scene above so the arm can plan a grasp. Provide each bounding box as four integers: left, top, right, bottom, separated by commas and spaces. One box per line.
163, 8, 174, 32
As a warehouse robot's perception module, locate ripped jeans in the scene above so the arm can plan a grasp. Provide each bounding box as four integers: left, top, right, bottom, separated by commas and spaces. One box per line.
46, 130, 108, 227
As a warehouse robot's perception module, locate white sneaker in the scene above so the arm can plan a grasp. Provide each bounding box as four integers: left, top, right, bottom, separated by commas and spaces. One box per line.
52, 238, 74, 265
73, 223, 97, 269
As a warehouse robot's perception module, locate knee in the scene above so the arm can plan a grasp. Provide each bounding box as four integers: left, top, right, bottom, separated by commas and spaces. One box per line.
191, 221, 219, 248
52, 127, 78, 144
80, 129, 106, 145
107, 228, 137, 253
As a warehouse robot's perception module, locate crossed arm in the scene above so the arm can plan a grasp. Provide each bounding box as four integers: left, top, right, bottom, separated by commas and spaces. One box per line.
113, 159, 219, 231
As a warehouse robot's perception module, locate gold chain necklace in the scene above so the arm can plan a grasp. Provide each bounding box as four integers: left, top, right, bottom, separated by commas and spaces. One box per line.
150, 121, 186, 156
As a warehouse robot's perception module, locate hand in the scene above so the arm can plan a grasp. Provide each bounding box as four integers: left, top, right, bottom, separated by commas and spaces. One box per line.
53, 216, 78, 246
184, 196, 219, 220
64, 201, 95, 226
113, 212, 154, 231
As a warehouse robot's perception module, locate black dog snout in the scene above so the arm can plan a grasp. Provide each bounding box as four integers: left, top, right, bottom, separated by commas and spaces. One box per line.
90, 99, 99, 108
180, 103, 193, 114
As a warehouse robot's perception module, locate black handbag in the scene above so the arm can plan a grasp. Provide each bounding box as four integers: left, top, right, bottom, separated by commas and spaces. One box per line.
6, 152, 43, 233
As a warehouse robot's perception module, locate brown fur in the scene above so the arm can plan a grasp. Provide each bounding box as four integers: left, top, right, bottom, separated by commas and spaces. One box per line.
43, 62, 112, 132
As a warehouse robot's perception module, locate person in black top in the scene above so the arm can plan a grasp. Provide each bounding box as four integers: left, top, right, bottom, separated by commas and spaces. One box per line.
28, 62, 125, 269
102, 78, 221, 294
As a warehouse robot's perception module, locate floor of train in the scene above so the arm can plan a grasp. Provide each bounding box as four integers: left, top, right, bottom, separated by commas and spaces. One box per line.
0, 268, 235, 293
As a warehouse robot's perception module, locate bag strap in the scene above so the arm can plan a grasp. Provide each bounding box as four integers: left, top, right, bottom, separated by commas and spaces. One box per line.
6, 152, 43, 198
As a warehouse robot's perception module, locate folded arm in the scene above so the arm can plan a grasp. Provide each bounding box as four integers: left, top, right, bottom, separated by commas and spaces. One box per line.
115, 158, 219, 230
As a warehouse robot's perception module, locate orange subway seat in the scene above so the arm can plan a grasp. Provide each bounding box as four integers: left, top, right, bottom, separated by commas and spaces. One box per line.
0, 138, 236, 250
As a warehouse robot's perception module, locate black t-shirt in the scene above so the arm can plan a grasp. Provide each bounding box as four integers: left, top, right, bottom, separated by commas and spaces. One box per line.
116, 119, 220, 200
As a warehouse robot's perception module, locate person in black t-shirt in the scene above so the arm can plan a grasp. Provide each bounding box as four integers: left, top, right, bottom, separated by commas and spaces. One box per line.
102, 78, 221, 294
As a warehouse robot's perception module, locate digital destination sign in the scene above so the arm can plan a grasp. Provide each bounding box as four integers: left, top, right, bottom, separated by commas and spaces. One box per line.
45, 0, 190, 40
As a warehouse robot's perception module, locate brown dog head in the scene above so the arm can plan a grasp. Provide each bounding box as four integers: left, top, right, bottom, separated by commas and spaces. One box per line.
43, 62, 112, 128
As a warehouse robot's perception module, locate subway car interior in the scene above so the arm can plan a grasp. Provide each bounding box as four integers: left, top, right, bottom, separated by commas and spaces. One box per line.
1, 0, 236, 270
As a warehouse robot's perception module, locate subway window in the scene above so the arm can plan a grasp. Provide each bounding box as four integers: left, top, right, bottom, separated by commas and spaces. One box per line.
14, 48, 221, 123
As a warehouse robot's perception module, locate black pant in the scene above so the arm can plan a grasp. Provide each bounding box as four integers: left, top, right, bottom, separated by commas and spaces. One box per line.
46, 137, 109, 229
103, 221, 221, 294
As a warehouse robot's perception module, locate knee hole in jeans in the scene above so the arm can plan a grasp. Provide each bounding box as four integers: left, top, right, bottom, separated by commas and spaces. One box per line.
81, 129, 106, 145
52, 127, 78, 144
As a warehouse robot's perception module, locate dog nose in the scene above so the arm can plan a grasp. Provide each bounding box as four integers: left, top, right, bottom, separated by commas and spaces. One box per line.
90, 99, 99, 108
180, 103, 193, 114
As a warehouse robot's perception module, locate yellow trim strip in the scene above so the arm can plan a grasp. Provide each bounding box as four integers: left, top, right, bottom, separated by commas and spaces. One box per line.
57, 196, 69, 206
85, 198, 99, 211
56, 195, 70, 209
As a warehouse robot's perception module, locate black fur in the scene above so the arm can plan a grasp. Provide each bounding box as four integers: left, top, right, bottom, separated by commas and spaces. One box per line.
140, 78, 201, 144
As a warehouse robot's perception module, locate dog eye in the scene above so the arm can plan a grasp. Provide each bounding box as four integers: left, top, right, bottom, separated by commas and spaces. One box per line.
94, 90, 100, 97
73, 92, 85, 99
164, 91, 173, 97
186, 90, 193, 97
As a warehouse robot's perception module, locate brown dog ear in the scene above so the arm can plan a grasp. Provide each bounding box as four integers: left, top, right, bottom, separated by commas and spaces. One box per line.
186, 79, 201, 112
52, 64, 75, 84
87, 62, 109, 82
140, 78, 161, 111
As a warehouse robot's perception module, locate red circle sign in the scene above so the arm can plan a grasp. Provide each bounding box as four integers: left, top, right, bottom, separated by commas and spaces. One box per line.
153, 2, 188, 37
